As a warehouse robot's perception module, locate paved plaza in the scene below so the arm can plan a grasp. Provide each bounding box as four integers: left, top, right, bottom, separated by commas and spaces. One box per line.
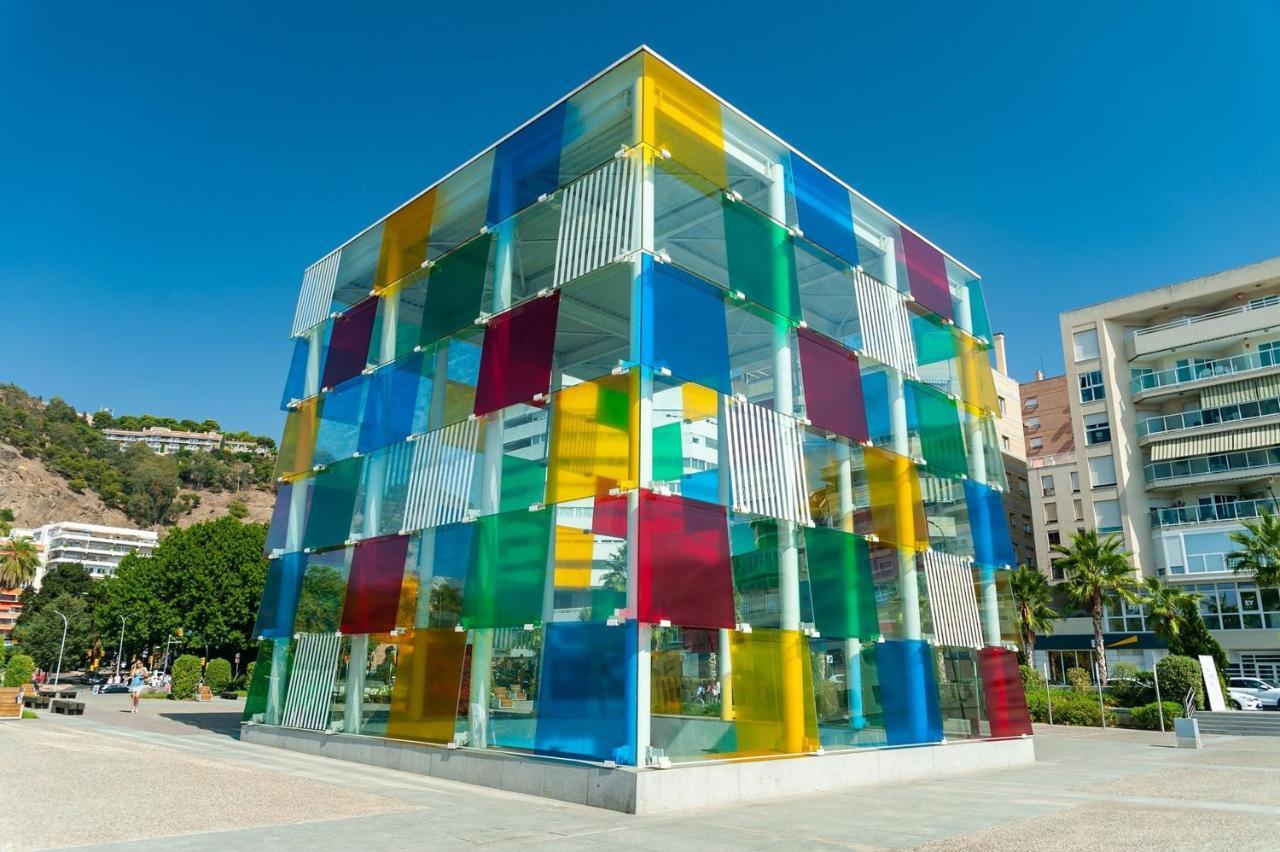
2, 692, 1279, 850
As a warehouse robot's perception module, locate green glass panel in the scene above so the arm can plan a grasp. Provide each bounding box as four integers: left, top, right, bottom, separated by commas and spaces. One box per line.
912, 313, 955, 366
461, 508, 553, 628
302, 456, 363, 551
652, 420, 685, 482
294, 548, 352, 634
500, 453, 547, 513
420, 232, 493, 347
910, 381, 967, 478
803, 526, 879, 641
722, 195, 801, 323
243, 638, 292, 724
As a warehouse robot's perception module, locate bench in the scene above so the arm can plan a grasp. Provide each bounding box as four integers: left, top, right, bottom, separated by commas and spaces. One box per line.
39, 688, 77, 699
51, 698, 85, 716
21, 686, 50, 709
0, 688, 20, 719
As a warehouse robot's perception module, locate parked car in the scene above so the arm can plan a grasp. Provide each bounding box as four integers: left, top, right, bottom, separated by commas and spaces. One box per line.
1228, 690, 1263, 711
1227, 677, 1280, 709
100, 683, 131, 694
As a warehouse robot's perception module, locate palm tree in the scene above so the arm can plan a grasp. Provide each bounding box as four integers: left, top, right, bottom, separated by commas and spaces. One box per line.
1051, 530, 1139, 684
1009, 564, 1058, 661
0, 536, 41, 590
1139, 577, 1199, 643
1227, 509, 1280, 587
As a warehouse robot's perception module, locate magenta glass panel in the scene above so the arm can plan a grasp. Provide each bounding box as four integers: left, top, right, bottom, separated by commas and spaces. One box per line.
473, 291, 560, 417
339, 533, 409, 634
797, 328, 868, 442
593, 493, 629, 540
322, 297, 378, 389
900, 228, 952, 322
638, 492, 734, 629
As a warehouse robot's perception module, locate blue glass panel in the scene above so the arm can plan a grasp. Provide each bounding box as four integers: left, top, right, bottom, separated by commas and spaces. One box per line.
876, 638, 942, 745
964, 479, 1016, 568
790, 155, 858, 266
358, 353, 431, 454
640, 254, 731, 394
253, 551, 306, 639
264, 482, 293, 555
534, 620, 637, 764
279, 338, 310, 410
487, 102, 567, 226
682, 469, 720, 504
860, 367, 892, 445
314, 375, 368, 465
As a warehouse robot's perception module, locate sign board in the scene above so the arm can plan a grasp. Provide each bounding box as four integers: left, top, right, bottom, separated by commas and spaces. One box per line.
1199, 655, 1226, 712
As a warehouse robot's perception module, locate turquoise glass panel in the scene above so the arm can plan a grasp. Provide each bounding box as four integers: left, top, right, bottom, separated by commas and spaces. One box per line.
253, 551, 306, 639
302, 456, 362, 551
722, 195, 801, 323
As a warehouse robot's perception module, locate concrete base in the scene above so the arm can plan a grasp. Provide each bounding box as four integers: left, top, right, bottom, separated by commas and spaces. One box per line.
240, 723, 1035, 814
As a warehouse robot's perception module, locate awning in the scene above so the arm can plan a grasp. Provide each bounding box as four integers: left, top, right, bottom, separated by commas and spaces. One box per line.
1201, 373, 1280, 408
1149, 421, 1280, 461
1036, 632, 1167, 651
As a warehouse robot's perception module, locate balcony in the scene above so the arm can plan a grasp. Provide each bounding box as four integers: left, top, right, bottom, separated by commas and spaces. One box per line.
1150, 496, 1280, 529
1138, 396, 1280, 440
1144, 447, 1280, 488
1130, 350, 1280, 401
1028, 451, 1076, 470
1124, 296, 1280, 360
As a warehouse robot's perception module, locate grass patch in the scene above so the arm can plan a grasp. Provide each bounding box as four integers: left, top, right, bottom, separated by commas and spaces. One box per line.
22, 709, 37, 719
140, 691, 172, 700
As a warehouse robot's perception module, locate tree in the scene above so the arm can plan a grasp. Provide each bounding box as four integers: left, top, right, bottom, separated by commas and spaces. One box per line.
1167, 600, 1229, 675
3, 653, 34, 687
12, 593, 94, 672
227, 499, 249, 520
121, 446, 181, 526
1227, 510, 1280, 587
0, 537, 40, 590
1139, 578, 1200, 644
205, 657, 233, 692
1051, 530, 1139, 683
0, 508, 14, 537
171, 654, 202, 699
1010, 564, 1058, 660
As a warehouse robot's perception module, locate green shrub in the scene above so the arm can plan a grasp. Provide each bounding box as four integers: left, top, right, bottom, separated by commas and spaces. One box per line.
140, 690, 171, 699
171, 654, 202, 699
1156, 655, 1204, 710
1066, 667, 1092, 693
1129, 701, 1183, 730
1111, 662, 1140, 681
205, 658, 233, 693
3, 653, 35, 687
246, 661, 256, 683
1019, 665, 1046, 694
1024, 688, 1114, 726
1108, 670, 1155, 708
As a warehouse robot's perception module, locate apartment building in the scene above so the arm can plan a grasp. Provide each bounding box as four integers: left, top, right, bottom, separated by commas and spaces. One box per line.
1049, 257, 1280, 680
1020, 372, 1079, 578
223, 438, 273, 455
103, 426, 222, 455
11, 522, 158, 584
990, 334, 1036, 568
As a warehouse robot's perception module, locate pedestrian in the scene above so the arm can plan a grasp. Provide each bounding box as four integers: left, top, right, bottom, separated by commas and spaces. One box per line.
128, 660, 148, 713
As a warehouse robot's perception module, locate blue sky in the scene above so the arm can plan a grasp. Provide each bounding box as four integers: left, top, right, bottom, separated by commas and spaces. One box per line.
3, 2, 1279, 438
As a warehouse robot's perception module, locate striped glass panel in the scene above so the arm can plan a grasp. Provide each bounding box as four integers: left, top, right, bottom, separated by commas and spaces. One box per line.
281, 633, 342, 731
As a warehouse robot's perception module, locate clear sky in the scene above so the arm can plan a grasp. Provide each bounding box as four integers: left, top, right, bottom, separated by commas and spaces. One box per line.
3, 1, 1279, 438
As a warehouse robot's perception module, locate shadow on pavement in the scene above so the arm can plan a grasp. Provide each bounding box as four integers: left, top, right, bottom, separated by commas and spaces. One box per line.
158, 711, 243, 738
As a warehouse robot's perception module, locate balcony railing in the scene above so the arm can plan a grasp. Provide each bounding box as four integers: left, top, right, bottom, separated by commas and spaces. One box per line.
1150, 496, 1280, 528
1144, 447, 1280, 484
1131, 350, 1280, 396
1028, 451, 1077, 470
1138, 395, 1280, 438
1126, 297, 1279, 339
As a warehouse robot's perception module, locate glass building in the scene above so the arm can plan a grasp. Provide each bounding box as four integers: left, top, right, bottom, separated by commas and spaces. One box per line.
245, 47, 1030, 768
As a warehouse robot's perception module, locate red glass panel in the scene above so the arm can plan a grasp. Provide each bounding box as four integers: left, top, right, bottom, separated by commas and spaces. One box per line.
592, 493, 629, 539
638, 492, 734, 629
322, 297, 378, 389
900, 228, 952, 322
797, 328, 868, 442
979, 646, 1032, 737
340, 533, 409, 634
473, 291, 560, 417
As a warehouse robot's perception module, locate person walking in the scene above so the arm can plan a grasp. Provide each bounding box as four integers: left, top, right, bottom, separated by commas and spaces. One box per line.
128, 660, 148, 713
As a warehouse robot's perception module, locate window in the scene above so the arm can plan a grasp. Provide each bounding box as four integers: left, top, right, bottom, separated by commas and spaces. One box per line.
1073, 328, 1100, 361
1070, 471, 1080, 492
1079, 370, 1106, 403
1260, 340, 1280, 368
1084, 412, 1111, 445
1105, 596, 1147, 632
1030, 437, 1044, 450
1026, 416, 1041, 431
1025, 397, 1039, 410
1073, 498, 1084, 521
1041, 474, 1055, 497
1044, 502, 1058, 523
1094, 499, 1122, 533
998, 395, 1007, 416
1001, 435, 1011, 451
1175, 357, 1211, 383
1088, 455, 1117, 487
1249, 294, 1280, 310
1017, 477, 1029, 497
1047, 530, 1061, 547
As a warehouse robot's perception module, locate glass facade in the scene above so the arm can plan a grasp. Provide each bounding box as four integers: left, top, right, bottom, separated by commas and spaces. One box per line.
248, 48, 1025, 767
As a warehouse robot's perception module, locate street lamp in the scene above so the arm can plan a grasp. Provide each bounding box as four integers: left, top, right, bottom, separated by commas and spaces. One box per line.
51, 609, 69, 686
115, 614, 130, 679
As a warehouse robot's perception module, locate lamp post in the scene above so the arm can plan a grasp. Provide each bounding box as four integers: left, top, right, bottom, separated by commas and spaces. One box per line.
51, 609, 69, 686
115, 615, 129, 679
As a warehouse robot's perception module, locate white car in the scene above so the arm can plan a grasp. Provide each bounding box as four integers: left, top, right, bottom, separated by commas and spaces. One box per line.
1228, 689, 1262, 711
1227, 677, 1280, 709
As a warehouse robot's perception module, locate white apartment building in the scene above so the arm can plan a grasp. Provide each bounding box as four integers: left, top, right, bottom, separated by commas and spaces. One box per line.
103, 426, 223, 455
223, 438, 273, 455
1054, 256, 1280, 679
11, 522, 159, 584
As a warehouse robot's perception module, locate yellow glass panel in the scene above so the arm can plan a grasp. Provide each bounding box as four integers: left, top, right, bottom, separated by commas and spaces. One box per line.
651, 649, 683, 715
955, 334, 999, 414
274, 397, 320, 480
682, 382, 719, 423
642, 53, 727, 189
546, 372, 636, 503
864, 446, 928, 551
374, 188, 436, 294
385, 629, 466, 744
728, 629, 819, 756
395, 569, 420, 631
554, 524, 594, 587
